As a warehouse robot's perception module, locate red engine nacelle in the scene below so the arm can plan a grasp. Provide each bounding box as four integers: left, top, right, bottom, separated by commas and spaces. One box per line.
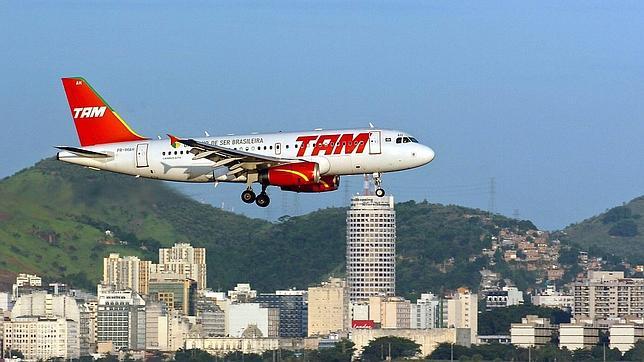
259, 162, 320, 187
281, 175, 340, 193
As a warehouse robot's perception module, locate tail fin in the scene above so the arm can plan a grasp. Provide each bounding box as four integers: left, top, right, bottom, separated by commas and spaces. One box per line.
61, 77, 148, 146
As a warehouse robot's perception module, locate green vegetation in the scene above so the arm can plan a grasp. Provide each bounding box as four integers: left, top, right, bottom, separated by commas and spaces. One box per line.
0, 158, 544, 293
565, 198, 644, 262
428, 341, 632, 361
361, 336, 421, 361
478, 305, 571, 335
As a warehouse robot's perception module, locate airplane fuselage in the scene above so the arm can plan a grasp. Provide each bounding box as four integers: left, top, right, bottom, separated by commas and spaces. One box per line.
57, 128, 435, 184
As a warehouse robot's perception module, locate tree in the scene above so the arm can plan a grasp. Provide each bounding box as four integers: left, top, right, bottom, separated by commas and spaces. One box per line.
223, 351, 263, 362
361, 336, 421, 361
623, 340, 644, 362
96, 353, 119, 362
173, 348, 214, 362
316, 338, 355, 362
608, 219, 638, 237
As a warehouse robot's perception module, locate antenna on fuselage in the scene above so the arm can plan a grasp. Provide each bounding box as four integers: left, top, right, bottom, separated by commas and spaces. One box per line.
369, 122, 375, 128
204, 131, 210, 137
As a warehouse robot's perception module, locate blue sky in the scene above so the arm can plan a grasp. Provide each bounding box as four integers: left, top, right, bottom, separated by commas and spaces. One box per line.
2, 1, 643, 229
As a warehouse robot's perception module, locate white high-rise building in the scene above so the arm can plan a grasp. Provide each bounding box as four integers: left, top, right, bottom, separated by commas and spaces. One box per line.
156, 243, 207, 290
96, 286, 146, 350
4, 292, 81, 360
346, 195, 396, 302
412, 293, 440, 329
103, 253, 151, 295
3, 317, 80, 360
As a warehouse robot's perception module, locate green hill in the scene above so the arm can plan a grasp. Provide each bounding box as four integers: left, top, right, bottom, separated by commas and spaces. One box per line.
562, 196, 644, 263
0, 158, 534, 295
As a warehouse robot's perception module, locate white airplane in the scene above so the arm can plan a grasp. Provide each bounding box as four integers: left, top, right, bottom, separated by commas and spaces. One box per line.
56, 77, 435, 207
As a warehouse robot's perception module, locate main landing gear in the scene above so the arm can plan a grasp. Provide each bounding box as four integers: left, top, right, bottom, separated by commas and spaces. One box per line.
241, 185, 270, 207
373, 172, 386, 197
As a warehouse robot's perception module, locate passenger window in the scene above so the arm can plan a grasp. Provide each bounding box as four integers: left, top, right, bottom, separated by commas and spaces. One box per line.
174, 151, 178, 155
162, 152, 165, 156
286, 145, 289, 149
270, 145, 273, 150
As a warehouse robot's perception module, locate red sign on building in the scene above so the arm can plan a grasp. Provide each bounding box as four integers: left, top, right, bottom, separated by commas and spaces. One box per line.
352, 320, 375, 329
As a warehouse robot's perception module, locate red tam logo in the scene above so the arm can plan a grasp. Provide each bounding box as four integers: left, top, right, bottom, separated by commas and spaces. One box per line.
296, 133, 369, 157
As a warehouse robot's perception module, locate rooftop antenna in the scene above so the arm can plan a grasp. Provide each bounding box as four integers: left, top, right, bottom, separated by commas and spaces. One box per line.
204, 131, 210, 137
369, 122, 375, 128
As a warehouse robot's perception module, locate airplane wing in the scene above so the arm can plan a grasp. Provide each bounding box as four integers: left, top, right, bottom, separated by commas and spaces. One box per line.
170, 135, 301, 175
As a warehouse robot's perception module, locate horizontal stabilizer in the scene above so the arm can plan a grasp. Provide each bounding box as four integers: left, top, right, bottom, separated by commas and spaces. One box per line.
55, 146, 111, 158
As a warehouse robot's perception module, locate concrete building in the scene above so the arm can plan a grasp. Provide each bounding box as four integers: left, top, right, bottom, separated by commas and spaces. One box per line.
3, 316, 80, 360
12, 273, 42, 300
186, 336, 280, 356
559, 323, 600, 350
510, 315, 555, 347
257, 290, 307, 337
78, 300, 98, 356
0, 291, 10, 312
307, 277, 349, 336
103, 253, 151, 295
10, 292, 80, 322
227, 283, 257, 303
145, 300, 167, 350
346, 195, 396, 302
157, 310, 192, 352
351, 302, 370, 321
156, 242, 207, 290
443, 288, 478, 343
573, 271, 644, 320
227, 303, 271, 337
485, 286, 524, 310
531, 285, 574, 311
196, 297, 226, 337
369, 296, 412, 329
412, 293, 440, 329
609, 323, 644, 353
148, 273, 198, 316
96, 286, 146, 350
350, 328, 471, 358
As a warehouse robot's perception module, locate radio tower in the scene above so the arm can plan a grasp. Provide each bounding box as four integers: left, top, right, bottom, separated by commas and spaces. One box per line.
488, 177, 496, 215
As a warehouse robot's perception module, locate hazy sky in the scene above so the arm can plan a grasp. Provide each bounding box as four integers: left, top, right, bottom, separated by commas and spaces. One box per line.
2, 1, 643, 229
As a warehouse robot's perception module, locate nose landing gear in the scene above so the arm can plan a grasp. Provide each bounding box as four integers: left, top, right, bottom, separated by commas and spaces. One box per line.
373, 172, 386, 197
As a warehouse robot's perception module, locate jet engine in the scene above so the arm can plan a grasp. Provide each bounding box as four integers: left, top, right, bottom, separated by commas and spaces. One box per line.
258, 162, 320, 187
281, 175, 340, 193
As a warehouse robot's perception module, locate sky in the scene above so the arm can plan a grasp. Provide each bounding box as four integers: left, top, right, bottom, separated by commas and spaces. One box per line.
1, 1, 643, 230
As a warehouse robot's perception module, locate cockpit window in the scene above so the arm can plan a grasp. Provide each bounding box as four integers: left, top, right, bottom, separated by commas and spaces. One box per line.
410, 137, 418, 143
395, 137, 402, 144
403, 137, 410, 143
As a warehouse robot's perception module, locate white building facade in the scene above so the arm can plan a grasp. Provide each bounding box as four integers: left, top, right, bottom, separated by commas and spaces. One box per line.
346, 195, 396, 302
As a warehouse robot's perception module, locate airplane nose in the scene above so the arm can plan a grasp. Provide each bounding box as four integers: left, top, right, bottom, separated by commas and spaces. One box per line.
420, 146, 435, 164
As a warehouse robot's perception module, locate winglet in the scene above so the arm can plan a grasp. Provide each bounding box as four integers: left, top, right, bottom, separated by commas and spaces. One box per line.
167, 134, 181, 148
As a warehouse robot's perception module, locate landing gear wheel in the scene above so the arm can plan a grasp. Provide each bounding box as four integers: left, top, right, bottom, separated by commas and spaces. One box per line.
256, 193, 270, 207
375, 188, 385, 197
241, 189, 256, 203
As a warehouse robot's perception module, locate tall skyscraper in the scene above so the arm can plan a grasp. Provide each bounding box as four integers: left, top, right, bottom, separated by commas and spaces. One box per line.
346, 195, 396, 302
156, 243, 207, 290
102, 253, 151, 295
